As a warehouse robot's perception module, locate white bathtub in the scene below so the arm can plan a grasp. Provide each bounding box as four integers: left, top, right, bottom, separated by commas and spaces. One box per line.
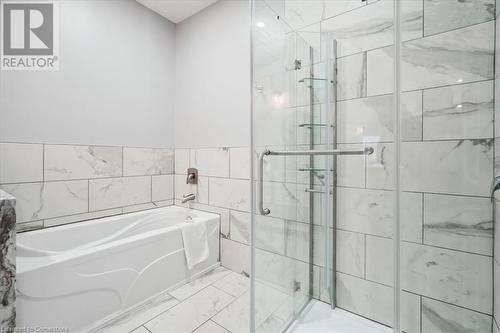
16, 206, 220, 332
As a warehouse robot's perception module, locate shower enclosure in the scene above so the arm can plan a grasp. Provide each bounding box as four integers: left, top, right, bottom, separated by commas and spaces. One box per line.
250, 0, 497, 332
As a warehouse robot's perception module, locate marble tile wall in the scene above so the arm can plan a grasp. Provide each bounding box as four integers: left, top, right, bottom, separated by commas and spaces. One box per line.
257, 0, 497, 331
494, 4, 500, 333
0, 142, 174, 231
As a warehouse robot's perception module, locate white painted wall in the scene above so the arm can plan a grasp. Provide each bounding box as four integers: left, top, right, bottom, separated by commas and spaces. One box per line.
174, 0, 250, 148
0, 0, 176, 148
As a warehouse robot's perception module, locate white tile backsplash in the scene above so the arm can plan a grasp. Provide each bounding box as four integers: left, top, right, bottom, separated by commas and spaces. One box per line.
190, 148, 230, 178
123, 148, 174, 176
174, 149, 190, 174
89, 176, 152, 211
44, 145, 122, 181
152, 175, 174, 202
0, 143, 43, 184
1, 142, 174, 229
2, 180, 88, 223
229, 147, 250, 179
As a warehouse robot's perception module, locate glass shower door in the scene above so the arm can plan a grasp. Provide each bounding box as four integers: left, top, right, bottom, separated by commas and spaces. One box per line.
251, 1, 310, 330
251, 0, 396, 332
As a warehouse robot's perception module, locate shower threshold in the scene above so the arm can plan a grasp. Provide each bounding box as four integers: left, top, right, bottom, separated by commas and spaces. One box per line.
286, 300, 391, 333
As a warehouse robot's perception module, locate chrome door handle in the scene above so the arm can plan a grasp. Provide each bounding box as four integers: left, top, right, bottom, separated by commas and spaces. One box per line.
258, 147, 373, 215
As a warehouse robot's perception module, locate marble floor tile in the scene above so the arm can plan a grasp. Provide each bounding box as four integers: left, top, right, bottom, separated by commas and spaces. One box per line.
98, 294, 178, 333
256, 296, 294, 333
193, 320, 229, 333
169, 267, 232, 301
145, 286, 234, 333
130, 326, 150, 333
255, 283, 295, 326
212, 272, 250, 298
211, 293, 250, 333
96, 265, 406, 333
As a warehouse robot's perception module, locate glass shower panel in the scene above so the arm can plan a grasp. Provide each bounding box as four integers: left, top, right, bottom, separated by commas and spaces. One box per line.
252, 1, 303, 331
251, 0, 327, 331
398, 1, 495, 332
252, 0, 396, 331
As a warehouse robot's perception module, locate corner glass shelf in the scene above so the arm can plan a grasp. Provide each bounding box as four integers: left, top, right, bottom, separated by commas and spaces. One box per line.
298, 123, 333, 129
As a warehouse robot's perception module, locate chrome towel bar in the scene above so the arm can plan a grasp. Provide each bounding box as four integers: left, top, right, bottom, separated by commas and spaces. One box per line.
258, 147, 374, 215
